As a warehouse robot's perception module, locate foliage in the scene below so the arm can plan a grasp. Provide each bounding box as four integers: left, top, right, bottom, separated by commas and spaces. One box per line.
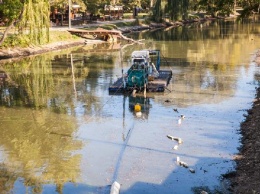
17, 0, 50, 45
0, 0, 23, 25
121, 0, 150, 11
82, 0, 110, 14
238, 0, 260, 18
0, 34, 31, 48
195, 0, 234, 17
0, 0, 51, 46
152, 0, 191, 21
151, 0, 252, 21
151, 0, 163, 22
49, 0, 86, 13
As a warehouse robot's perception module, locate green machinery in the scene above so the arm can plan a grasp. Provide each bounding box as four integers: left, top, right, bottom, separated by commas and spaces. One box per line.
126, 50, 161, 91
109, 49, 172, 94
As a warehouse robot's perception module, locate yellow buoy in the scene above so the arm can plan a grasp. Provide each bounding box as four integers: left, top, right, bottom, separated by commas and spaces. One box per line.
134, 103, 141, 112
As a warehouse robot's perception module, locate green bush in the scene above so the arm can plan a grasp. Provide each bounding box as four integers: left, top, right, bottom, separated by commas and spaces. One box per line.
0, 34, 31, 48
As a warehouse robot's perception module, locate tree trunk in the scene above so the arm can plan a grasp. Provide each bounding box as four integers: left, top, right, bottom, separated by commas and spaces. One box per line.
0, 21, 15, 45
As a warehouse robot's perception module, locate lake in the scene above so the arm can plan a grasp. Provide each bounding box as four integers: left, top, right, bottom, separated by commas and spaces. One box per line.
0, 19, 260, 194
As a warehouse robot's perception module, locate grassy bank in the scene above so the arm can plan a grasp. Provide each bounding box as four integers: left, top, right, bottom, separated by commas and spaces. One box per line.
0, 30, 81, 49
0, 18, 144, 49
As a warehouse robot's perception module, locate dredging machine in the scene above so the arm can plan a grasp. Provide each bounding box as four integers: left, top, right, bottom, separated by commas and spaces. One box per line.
108, 49, 172, 94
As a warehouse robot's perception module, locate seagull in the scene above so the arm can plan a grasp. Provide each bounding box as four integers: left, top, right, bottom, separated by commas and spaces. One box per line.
181, 114, 185, 119
173, 108, 179, 113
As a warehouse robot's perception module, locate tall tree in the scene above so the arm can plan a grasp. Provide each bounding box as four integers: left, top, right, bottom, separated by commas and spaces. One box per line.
18, 0, 50, 45
153, 0, 190, 22
83, 0, 110, 14
195, 0, 233, 17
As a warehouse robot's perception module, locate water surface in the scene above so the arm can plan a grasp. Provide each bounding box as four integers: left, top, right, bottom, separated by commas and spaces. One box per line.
0, 19, 260, 194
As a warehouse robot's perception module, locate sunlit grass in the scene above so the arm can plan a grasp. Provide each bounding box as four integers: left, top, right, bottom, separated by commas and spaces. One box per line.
0, 30, 80, 48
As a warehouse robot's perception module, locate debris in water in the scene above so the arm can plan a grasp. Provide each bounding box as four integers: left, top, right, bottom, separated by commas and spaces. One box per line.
179, 161, 189, 168
110, 181, 120, 194
178, 118, 182, 125
189, 168, 195, 173
132, 89, 137, 97
173, 108, 179, 113
177, 157, 196, 173
135, 111, 142, 117
167, 135, 183, 144
176, 156, 180, 163
176, 156, 189, 168
122, 133, 126, 141
173, 145, 178, 150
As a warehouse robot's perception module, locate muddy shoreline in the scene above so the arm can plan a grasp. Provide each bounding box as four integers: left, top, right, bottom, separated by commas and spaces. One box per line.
225, 51, 260, 194
0, 39, 86, 60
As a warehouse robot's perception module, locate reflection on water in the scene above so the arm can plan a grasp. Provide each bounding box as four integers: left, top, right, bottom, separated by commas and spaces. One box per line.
0, 107, 82, 193
0, 19, 260, 193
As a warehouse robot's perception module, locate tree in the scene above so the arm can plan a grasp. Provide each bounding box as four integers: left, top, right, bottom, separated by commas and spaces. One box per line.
238, 0, 260, 17
83, 0, 110, 14
18, 0, 50, 45
0, 0, 51, 46
153, 0, 190, 22
195, 0, 234, 17
0, 0, 24, 45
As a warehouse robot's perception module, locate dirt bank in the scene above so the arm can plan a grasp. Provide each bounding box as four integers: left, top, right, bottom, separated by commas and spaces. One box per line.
226, 52, 260, 194
0, 39, 86, 60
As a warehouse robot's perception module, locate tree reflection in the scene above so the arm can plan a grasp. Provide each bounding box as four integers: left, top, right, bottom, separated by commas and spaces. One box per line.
0, 49, 116, 115
0, 49, 118, 193
0, 107, 82, 193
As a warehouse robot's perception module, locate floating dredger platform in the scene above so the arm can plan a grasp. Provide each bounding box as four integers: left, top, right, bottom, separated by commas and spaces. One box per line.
109, 50, 172, 94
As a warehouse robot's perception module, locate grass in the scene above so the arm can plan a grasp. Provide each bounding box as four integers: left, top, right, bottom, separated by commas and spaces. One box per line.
83, 19, 147, 31
0, 30, 81, 49
48, 31, 80, 42
123, 12, 149, 19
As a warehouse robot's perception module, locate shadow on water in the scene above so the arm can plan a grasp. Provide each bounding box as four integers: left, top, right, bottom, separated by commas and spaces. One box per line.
0, 147, 231, 194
